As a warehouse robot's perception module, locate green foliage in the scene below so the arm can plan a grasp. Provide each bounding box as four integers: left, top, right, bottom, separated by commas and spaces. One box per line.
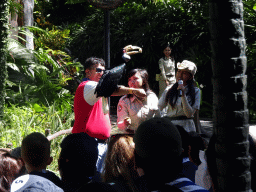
34, 26, 70, 50
0, 102, 74, 173
6, 27, 79, 111
9, 0, 23, 19
244, 0, 256, 121
0, 0, 9, 120
66, 0, 212, 117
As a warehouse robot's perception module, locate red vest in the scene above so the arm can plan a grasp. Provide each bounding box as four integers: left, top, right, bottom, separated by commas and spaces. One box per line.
72, 81, 111, 140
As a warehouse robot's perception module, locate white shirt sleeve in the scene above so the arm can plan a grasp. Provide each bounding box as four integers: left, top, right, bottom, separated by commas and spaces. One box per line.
83, 81, 101, 106
158, 87, 169, 111
159, 58, 167, 80
147, 92, 159, 110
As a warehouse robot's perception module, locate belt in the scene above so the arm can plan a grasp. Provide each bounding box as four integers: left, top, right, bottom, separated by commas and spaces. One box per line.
165, 116, 192, 121
97, 138, 108, 143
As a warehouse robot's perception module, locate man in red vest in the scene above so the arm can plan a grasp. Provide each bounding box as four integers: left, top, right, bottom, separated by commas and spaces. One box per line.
72, 52, 145, 179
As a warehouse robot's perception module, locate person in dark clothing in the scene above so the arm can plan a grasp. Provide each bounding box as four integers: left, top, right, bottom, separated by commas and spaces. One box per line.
133, 117, 209, 192
58, 133, 99, 192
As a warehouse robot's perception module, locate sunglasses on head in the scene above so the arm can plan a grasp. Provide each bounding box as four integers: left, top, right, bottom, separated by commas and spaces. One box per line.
96, 68, 106, 73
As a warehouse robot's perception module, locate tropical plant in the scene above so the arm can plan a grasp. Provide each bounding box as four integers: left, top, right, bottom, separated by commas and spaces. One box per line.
244, 0, 256, 122
0, 102, 74, 174
65, 0, 213, 117
0, 0, 9, 120
6, 27, 81, 111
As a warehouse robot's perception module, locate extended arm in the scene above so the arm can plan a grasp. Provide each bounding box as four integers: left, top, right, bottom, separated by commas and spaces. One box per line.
158, 88, 168, 111
112, 86, 146, 98
180, 87, 201, 118
159, 59, 167, 80
181, 95, 196, 118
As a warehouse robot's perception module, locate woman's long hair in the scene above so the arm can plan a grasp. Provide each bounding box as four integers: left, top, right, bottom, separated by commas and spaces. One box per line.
102, 134, 139, 192
126, 69, 151, 98
0, 149, 25, 192
165, 79, 196, 109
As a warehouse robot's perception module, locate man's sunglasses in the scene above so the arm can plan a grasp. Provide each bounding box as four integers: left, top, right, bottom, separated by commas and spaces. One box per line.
96, 68, 106, 73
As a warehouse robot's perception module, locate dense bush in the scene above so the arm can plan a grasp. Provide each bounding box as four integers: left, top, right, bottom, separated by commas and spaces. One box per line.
65, 0, 256, 120
66, 1, 213, 117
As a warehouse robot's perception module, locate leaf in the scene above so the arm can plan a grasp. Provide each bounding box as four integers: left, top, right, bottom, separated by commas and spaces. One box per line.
7, 63, 20, 71
33, 104, 45, 112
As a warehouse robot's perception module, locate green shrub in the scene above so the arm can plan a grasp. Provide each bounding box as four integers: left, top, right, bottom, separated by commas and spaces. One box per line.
1, 102, 74, 174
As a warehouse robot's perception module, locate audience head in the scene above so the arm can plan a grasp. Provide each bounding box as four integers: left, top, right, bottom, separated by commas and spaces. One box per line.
103, 134, 138, 191
187, 131, 206, 166
133, 117, 183, 182
58, 133, 98, 182
21, 132, 52, 173
175, 125, 206, 166
0, 149, 24, 192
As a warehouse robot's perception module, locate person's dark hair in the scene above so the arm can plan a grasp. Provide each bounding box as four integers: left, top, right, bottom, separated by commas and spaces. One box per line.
134, 117, 183, 183
175, 125, 190, 157
83, 57, 105, 71
163, 42, 172, 50
174, 125, 206, 165
58, 133, 98, 182
21, 132, 50, 168
126, 68, 151, 98
0, 149, 24, 192
165, 79, 195, 109
187, 131, 206, 166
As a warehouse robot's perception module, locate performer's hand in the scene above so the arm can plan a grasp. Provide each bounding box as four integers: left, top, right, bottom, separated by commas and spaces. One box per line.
124, 117, 131, 126
133, 88, 146, 99
177, 83, 186, 96
165, 80, 169, 86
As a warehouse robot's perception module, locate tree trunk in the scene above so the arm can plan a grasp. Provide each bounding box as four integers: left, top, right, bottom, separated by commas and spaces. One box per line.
0, 0, 9, 120
23, 0, 34, 50
209, 0, 251, 191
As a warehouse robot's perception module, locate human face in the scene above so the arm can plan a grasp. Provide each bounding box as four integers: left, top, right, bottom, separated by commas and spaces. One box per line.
176, 69, 192, 85
128, 72, 143, 89
163, 47, 172, 58
86, 64, 105, 82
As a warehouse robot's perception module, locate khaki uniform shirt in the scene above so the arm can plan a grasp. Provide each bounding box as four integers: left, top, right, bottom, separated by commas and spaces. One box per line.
158, 85, 200, 132
117, 92, 159, 132
159, 57, 176, 83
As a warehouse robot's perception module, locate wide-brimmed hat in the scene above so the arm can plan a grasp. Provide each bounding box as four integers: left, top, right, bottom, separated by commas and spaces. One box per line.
177, 60, 197, 76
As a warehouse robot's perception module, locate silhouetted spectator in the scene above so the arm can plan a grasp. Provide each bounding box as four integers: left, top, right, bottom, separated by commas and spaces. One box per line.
20, 132, 62, 188
133, 117, 209, 191
58, 133, 98, 192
